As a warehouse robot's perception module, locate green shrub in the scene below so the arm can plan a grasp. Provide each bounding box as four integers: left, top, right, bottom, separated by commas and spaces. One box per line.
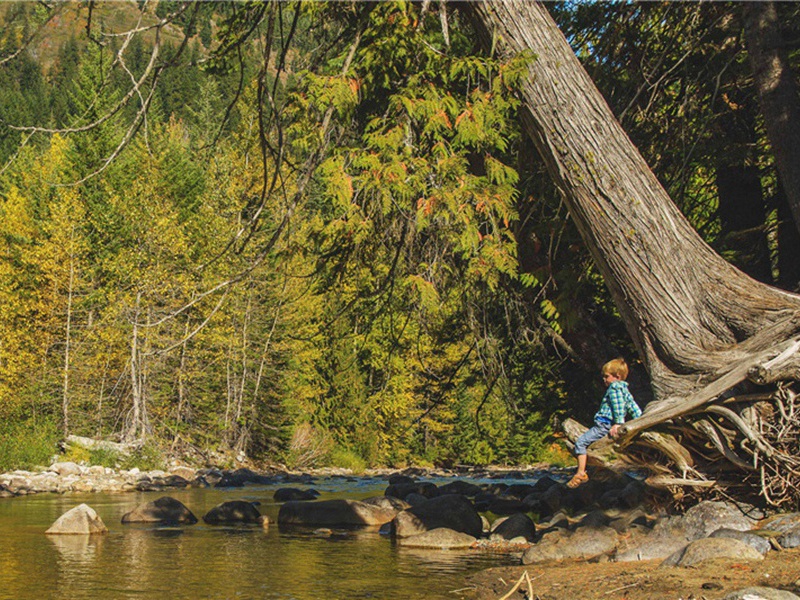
328, 446, 367, 473
0, 420, 59, 472
119, 444, 165, 471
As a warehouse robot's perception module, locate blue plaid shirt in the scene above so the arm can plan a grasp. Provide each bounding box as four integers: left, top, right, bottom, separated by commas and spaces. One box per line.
594, 381, 641, 425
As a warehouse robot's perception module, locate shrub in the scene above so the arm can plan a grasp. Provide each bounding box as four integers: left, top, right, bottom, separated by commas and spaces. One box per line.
328, 446, 367, 473
0, 420, 59, 472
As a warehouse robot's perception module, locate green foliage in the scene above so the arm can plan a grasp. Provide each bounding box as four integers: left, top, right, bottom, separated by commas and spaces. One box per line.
0, 419, 59, 471
327, 446, 367, 474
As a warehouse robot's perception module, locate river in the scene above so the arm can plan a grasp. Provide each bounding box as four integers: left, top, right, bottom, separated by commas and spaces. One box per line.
0, 475, 522, 599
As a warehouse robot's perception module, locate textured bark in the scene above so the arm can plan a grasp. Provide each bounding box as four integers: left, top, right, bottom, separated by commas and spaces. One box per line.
743, 1, 800, 239
468, 1, 800, 505
467, 1, 800, 402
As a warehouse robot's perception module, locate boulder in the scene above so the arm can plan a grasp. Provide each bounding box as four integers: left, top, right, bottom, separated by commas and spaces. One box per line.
50, 462, 83, 477
396, 528, 477, 549
490, 513, 537, 542
522, 525, 618, 564
437, 480, 483, 497
723, 587, 800, 600
485, 497, 527, 516
203, 500, 262, 524
121, 496, 198, 524
661, 537, 764, 567
273, 488, 319, 502
360, 496, 410, 512
759, 512, 800, 535
278, 499, 398, 527
501, 484, 537, 500
385, 481, 439, 501
392, 494, 482, 538
46, 504, 108, 535
615, 500, 757, 562
710, 528, 772, 555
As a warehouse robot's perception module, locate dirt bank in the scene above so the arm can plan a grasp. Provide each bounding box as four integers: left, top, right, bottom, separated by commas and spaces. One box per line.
460, 549, 800, 600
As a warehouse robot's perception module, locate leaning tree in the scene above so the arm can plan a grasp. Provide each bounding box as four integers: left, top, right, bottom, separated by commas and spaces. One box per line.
467, 1, 800, 508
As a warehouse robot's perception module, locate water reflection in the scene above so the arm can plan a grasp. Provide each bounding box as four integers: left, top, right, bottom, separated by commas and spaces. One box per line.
0, 478, 522, 599
50, 534, 105, 564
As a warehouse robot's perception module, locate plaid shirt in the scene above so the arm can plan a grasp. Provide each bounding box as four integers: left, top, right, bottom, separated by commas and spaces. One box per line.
594, 381, 641, 424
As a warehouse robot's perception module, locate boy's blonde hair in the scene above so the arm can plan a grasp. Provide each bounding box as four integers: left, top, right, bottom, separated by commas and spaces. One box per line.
602, 358, 629, 380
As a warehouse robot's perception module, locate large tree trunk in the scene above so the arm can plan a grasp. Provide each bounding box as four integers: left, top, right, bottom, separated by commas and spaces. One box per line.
743, 1, 800, 239
468, 1, 800, 506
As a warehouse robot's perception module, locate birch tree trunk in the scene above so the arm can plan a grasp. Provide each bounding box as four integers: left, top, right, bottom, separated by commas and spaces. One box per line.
467, 0, 800, 505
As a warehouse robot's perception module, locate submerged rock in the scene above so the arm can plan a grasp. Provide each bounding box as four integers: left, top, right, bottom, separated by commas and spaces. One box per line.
396, 528, 476, 549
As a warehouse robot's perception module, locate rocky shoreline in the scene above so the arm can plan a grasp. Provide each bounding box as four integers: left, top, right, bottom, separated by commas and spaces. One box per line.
6, 462, 800, 599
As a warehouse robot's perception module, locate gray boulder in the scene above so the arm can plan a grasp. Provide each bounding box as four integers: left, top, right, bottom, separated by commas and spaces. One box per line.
203, 500, 262, 524
490, 513, 537, 542
616, 500, 756, 562
360, 496, 410, 511
396, 528, 477, 549
392, 494, 482, 538
710, 528, 772, 555
273, 488, 319, 502
46, 504, 108, 535
50, 462, 83, 477
522, 525, 618, 564
437, 480, 483, 497
661, 537, 764, 567
278, 499, 398, 527
723, 587, 800, 600
122, 496, 198, 524
385, 481, 439, 501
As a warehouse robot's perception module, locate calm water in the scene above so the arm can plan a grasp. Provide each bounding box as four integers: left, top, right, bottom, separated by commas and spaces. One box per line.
0, 476, 521, 599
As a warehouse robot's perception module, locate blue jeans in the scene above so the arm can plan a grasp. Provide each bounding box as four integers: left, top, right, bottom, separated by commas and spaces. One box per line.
574, 420, 611, 455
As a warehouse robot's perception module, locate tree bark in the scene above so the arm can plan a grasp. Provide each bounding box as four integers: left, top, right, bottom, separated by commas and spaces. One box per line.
743, 1, 800, 239
467, 1, 800, 403
467, 0, 800, 505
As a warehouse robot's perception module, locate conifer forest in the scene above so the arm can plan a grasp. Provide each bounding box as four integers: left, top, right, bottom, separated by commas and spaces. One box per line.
1, 2, 799, 503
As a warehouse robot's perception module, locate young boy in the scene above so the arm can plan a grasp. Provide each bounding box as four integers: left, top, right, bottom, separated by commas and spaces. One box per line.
567, 358, 641, 488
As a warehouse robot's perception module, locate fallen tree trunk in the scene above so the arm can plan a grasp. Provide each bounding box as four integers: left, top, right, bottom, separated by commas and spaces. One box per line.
468, 1, 800, 508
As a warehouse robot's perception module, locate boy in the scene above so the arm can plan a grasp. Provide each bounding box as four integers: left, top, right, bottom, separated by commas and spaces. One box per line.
567, 357, 641, 488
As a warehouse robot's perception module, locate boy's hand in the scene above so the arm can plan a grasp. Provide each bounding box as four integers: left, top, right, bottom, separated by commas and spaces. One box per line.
610, 424, 620, 438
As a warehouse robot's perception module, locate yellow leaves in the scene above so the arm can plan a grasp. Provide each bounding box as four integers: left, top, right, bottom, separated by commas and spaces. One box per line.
405, 274, 440, 312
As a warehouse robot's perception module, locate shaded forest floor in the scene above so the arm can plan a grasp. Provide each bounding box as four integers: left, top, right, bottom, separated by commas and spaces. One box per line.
461, 550, 800, 600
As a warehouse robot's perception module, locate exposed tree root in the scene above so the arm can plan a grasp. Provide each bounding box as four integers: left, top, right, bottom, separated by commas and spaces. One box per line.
563, 342, 800, 510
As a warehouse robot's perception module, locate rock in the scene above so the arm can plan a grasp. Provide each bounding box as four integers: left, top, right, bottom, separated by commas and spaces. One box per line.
50, 462, 83, 477
396, 528, 477, 549
661, 537, 764, 567
490, 513, 536, 542
203, 500, 262, 524
46, 504, 108, 535
437, 480, 483, 497
273, 488, 319, 502
387, 474, 415, 485
360, 496, 410, 512
121, 496, 198, 524
404, 493, 429, 506
501, 484, 537, 500
522, 525, 618, 564
760, 513, 800, 535
278, 499, 398, 527
392, 494, 483, 538
486, 496, 527, 515
722, 587, 800, 600
777, 528, 800, 549
616, 500, 757, 562
385, 481, 439, 501
169, 466, 197, 481
710, 528, 772, 555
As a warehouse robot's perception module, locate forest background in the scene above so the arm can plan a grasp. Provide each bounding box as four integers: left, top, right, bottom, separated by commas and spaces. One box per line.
1, 1, 798, 473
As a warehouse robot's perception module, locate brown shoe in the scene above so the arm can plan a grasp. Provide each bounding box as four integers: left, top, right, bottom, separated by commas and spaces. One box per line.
566, 472, 589, 488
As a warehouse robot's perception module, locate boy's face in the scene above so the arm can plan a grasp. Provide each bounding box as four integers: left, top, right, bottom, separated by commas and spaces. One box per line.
602, 372, 620, 387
